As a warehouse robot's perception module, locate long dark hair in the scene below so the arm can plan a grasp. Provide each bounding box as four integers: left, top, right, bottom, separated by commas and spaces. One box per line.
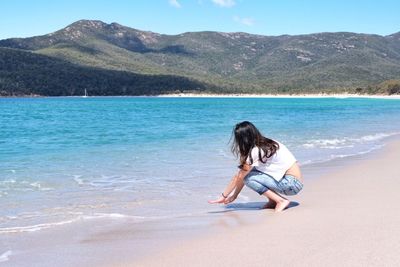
231, 121, 279, 165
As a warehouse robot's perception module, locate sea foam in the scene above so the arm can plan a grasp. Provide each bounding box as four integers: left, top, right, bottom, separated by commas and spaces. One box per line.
0, 250, 12, 263
0, 213, 147, 234
302, 132, 400, 149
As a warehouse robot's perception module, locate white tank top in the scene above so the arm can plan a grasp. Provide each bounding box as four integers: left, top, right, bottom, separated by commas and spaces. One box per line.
246, 142, 297, 181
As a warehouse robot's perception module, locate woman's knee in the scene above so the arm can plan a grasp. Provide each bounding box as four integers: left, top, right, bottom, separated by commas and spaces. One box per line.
244, 179, 268, 195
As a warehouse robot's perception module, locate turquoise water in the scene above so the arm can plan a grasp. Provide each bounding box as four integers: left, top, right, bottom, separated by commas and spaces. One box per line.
1, 97, 400, 233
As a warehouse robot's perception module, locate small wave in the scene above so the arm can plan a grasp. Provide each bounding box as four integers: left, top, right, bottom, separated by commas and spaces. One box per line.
301, 144, 384, 166
0, 179, 16, 185
0, 250, 12, 263
72, 174, 135, 188
0, 218, 80, 234
302, 132, 400, 149
0, 212, 42, 223
86, 213, 145, 219
72, 175, 85, 185
330, 145, 383, 159
0, 179, 53, 192
302, 138, 352, 149
0, 210, 218, 235
29, 182, 52, 191
0, 213, 146, 234
358, 132, 397, 142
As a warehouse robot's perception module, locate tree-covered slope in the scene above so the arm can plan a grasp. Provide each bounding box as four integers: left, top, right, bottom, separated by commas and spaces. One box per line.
0, 47, 208, 96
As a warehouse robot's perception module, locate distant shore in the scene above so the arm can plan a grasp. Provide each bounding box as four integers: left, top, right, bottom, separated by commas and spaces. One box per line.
158, 93, 400, 99
2, 93, 400, 99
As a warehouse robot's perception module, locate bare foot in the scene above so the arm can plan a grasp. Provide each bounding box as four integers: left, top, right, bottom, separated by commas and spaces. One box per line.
274, 199, 290, 212
262, 201, 276, 209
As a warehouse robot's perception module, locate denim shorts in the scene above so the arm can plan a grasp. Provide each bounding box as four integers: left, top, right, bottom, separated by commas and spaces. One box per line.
243, 169, 303, 196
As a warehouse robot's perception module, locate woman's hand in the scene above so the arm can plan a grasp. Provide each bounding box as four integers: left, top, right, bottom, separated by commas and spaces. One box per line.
224, 195, 237, 204
208, 196, 226, 204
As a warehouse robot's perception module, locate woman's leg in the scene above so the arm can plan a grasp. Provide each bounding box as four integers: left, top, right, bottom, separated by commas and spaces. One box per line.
277, 175, 303, 196
262, 190, 290, 212
262, 200, 276, 209
244, 172, 290, 212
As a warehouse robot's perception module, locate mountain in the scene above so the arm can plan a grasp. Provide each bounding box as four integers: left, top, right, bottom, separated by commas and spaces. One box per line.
1, 19, 400, 95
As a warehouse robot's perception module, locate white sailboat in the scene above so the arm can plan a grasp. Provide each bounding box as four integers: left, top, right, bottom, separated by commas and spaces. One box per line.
83, 89, 88, 98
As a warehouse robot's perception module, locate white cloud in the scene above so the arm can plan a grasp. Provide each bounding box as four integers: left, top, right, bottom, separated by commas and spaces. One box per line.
212, 0, 235, 8
169, 0, 181, 8
233, 16, 255, 26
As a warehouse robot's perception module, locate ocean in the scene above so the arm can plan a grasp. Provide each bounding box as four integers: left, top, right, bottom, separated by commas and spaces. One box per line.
1, 96, 400, 238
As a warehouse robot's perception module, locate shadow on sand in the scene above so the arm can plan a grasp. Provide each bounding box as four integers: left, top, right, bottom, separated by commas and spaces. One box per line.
208, 201, 299, 214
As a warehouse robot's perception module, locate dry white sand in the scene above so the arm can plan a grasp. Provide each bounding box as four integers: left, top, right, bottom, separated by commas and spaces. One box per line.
135, 139, 400, 267
158, 93, 400, 99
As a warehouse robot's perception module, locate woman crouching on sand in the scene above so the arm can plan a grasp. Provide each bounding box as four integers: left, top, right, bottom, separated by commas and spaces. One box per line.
209, 121, 303, 212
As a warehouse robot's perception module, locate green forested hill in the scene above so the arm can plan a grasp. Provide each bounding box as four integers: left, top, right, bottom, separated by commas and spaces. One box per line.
1, 20, 400, 95
0, 47, 208, 96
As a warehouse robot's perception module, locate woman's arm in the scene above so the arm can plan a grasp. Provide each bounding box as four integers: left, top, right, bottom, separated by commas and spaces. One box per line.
223, 164, 252, 204
208, 164, 252, 204
208, 173, 238, 204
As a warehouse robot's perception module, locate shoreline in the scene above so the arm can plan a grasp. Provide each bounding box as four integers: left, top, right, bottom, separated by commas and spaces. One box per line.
1, 93, 400, 99
157, 92, 400, 99
135, 137, 400, 267
3, 136, 400, 266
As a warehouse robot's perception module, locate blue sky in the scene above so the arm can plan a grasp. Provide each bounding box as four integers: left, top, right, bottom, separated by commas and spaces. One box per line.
0, 0, 399, 39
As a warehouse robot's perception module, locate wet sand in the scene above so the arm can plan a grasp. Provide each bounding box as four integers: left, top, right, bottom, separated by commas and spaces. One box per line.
135, 139, 400, 267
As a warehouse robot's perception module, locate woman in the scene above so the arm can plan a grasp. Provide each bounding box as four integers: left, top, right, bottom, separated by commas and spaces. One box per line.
209, 121, 303, 212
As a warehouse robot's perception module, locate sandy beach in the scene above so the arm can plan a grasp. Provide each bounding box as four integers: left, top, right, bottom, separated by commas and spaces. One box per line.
135, 138, 400, 267
158, 93, 400, 99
